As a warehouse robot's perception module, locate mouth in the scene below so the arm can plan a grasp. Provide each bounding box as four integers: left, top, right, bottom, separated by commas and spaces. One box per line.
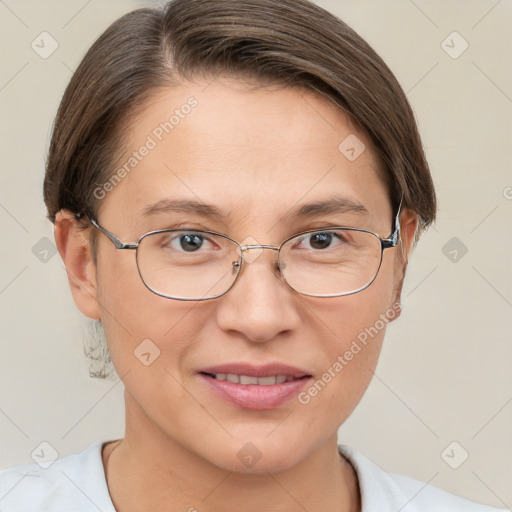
197, 364, 313, 410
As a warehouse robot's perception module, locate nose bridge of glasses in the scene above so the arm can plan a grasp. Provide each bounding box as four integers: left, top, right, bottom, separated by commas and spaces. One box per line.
238, 243, 281, 266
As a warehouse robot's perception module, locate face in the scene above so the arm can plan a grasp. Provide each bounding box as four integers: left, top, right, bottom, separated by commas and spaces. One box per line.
70, 77, 416, 473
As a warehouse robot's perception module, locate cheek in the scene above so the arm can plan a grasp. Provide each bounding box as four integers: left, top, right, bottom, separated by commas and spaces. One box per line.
300, 253, 398, 421
95, 250, 189, 370
96, 251, 141, 330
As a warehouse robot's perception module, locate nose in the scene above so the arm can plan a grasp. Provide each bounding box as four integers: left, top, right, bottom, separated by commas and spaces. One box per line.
214, 246, 301, 343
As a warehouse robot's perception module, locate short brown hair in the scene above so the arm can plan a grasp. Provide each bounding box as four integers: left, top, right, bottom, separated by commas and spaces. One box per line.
44, 0, 436, 237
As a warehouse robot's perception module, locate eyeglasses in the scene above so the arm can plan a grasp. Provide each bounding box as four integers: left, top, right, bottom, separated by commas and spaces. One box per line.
81, 199, 401, 301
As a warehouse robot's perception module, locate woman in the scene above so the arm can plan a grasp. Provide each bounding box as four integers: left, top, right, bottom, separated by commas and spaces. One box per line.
0, 0, 506, 510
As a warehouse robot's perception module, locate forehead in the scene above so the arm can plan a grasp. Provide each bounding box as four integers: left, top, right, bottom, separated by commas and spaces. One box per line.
101, 77, 390, 230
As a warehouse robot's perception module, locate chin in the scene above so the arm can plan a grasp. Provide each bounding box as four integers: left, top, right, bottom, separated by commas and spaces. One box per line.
220, 451, 302, 475
198, 435, 310, 475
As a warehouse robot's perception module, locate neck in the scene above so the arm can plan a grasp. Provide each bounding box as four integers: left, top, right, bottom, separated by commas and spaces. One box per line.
103, 392, 361, 512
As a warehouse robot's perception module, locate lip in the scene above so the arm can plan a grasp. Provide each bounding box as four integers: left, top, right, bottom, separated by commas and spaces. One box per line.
199, 363, 311, 379
197, 362, 313, 410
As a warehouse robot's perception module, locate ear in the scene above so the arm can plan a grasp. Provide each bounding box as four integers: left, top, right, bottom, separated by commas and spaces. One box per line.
398, 209, 419, 264
390, 209, 419, 317
54, 210, 101, 320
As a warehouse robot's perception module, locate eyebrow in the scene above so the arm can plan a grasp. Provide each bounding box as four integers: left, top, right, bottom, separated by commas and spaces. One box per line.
284, 196, 369, 221
140, 199, 226, 219
139, 196, 369, 221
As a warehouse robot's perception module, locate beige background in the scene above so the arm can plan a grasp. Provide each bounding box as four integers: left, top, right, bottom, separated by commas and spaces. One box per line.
0, 0, 511, 508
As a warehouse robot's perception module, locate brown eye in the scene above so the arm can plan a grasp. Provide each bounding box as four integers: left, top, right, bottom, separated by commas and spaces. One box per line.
308, 232, 335, 250
296, 231, 347, 251
176, 233, 205, 252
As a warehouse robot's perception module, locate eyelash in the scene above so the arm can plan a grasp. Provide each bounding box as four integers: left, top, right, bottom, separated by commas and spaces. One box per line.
161, 227, 351, 253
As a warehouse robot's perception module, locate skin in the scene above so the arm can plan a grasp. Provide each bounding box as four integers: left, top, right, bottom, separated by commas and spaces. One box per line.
54, 77, 418, 512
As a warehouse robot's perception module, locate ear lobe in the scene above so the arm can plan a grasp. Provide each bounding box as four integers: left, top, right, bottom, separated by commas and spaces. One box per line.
54, 210, 101, 320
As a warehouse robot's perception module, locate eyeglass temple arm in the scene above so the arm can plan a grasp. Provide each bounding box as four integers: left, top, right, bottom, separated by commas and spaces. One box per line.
381, 195, 402, 249
75, 213, 138, 250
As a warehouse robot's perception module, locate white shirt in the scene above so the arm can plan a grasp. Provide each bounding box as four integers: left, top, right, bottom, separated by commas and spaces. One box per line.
0, 441, 506, 511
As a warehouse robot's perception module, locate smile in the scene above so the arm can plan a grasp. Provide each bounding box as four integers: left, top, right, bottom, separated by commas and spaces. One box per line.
197, 364, 313, 410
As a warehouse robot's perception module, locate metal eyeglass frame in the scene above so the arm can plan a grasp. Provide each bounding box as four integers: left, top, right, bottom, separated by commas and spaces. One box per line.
76, 196, 402, 300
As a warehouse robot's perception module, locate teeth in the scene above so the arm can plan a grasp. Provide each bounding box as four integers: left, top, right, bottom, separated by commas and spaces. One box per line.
239, 375, 258, 385
214, 374, 295, 385
258, 376, 277, 385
